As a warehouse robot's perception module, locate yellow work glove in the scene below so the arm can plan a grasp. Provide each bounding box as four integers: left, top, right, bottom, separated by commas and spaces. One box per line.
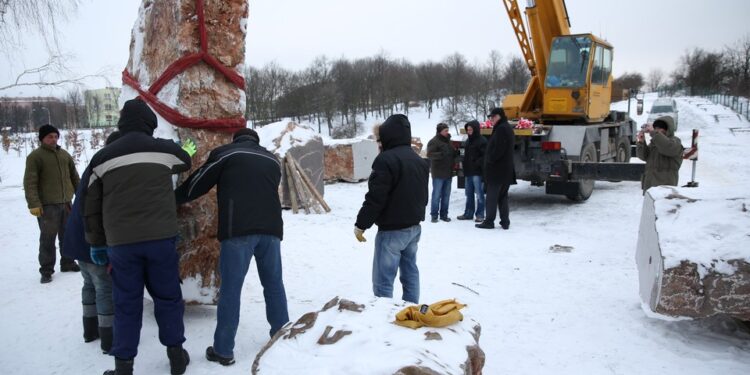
29, 207, 43, 217
354, 226, 366, 242
181, 138, 197, 158
394, 299, 466, 329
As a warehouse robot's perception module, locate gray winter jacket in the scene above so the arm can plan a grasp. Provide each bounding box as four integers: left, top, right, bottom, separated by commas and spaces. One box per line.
636, 118, 683, 192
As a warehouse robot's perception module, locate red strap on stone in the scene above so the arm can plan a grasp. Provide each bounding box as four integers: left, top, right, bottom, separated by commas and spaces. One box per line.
122, 0, 246, 132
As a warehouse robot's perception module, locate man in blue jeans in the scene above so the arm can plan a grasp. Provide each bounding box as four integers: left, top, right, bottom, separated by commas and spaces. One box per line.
426, 123, 457, 223
355, 114, 429, 303
457, 120, 487, 222
175, 128, 288, 366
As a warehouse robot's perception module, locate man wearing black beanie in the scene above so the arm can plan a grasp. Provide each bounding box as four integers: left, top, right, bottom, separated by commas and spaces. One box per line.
175, 127, 288, 366
24, 124, 81, 283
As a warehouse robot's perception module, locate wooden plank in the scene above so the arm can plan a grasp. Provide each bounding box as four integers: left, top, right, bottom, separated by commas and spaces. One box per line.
283, 157, 299, 214
288, 156, 311, 214
288, 154, 331, 213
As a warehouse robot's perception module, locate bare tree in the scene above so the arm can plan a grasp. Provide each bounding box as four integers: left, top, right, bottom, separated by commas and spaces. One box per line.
502, 55, 531, 94
0, 0, 80, 52
646, 69, 664, 92
724, 35, 750, 97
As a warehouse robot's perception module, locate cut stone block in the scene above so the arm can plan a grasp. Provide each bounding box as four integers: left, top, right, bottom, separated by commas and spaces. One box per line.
324, 139, 379, 182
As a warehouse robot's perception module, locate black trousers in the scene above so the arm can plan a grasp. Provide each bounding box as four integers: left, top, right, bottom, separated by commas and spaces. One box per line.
484, 183, 510, 227
37, 203, 75, 276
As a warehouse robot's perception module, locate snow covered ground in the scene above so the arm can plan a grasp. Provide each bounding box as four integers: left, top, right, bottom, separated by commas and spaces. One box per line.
0, 97, 748, 374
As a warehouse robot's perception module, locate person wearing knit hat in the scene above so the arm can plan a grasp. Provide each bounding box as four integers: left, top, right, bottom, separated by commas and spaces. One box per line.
426, 123, 457, 223
636, 118, 683, 193
24, 124, 81, 283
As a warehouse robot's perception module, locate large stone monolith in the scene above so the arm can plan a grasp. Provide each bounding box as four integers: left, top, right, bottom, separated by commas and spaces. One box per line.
120, 0, 249, 303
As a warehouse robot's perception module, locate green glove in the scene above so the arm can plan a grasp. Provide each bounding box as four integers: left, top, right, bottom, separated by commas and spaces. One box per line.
181, 138, 197, 157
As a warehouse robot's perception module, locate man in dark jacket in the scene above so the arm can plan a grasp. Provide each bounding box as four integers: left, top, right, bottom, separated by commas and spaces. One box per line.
354, 114, 429, 304
84, 98, 192, 375
62, 130, 121, 354
636, 119, 683, 193
457, 120, 487, 222
24, 124, 81, 283
174, 128, 288, 366
426, 123, 456, 222
476, 108, 516, 230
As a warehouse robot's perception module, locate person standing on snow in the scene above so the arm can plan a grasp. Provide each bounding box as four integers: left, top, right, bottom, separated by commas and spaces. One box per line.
62, 130, 122, 354
457, 120, 487, 223
83, 98, 192, 375
636, 119, 683, 193
174, 128, 289, 367
476, 108, 516, 230
426, 123, 457, 223
354, 114, 429, 304
24, 123, 81, 283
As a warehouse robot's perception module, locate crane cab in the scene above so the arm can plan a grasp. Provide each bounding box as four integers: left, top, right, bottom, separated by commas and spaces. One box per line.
543, 34, 613, 123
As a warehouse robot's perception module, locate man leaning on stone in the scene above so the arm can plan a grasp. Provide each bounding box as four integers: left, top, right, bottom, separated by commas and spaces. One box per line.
24, 124, 81, 283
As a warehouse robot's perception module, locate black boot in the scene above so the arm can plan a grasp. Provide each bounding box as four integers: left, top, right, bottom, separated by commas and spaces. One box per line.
167, 345, 190, 375
83, 316, 99, 343
99, 326, 113, 353
103, 357, 133, 375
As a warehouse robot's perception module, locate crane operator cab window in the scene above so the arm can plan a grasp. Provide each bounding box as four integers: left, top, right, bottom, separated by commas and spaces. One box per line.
545, 36, 592, 88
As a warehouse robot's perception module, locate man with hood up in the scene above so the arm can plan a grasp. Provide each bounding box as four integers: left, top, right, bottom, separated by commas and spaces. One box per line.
457, 120, 487, 222
354, 114, 429, 304
83, 98, 192, 375
636, 118, 683, 192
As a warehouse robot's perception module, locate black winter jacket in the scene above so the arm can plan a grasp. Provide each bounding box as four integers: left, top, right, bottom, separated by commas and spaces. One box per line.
484, 119, 517, 185
462, 120, 487, 177
83, 104, 191, 247
175, 136, 283, 241
355, 115, 429, 231
426, 133, 456, 179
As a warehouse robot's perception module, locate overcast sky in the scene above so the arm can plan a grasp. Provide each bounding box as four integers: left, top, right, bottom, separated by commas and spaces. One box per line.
3, 0, 749, 97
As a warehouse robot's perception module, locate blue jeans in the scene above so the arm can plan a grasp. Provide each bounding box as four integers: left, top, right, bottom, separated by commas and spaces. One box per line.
430, 178, 452, 219
214, 234, 289, 358
373, 225, 421, 304
463, 175, 485, 219
79, 261, 114, 327
108, 237, 185, 360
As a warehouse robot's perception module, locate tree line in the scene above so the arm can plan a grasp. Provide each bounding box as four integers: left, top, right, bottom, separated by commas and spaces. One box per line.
245, 51, 530, 136
613, 35, 750, 99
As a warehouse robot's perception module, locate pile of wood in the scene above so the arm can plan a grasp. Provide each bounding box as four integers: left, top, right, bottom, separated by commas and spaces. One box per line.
284, 154, 331, 214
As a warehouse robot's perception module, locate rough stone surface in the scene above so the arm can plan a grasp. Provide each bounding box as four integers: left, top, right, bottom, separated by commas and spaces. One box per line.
636, 189, 750, 320
252, 297, 484, 375
124, 0, 248, 303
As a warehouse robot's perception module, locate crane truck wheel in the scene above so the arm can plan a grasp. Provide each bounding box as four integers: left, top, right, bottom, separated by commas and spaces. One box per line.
615, 137, 630, 163
565, 143, 597, 202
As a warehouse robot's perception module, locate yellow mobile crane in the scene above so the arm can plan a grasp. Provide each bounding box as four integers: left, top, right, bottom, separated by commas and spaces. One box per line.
486, 0, 644, 200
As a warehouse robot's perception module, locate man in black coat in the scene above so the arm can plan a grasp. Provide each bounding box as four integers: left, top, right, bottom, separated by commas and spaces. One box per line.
354, 114, 429, 303
174, 128, 288, 366
457, 120, 487, 222
476, 108, 516, 230
426, 123, 456, 222
84, 98, 192, 375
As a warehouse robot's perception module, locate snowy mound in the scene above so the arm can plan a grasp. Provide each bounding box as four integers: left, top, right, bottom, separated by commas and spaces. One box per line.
257, 121, 321, 157
252, 296, 483, 375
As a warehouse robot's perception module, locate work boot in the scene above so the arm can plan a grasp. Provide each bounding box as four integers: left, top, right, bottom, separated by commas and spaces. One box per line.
430, 216, 438, 223
440, 217, 451, 222
475, 222, 494, 229
167, 345, 190, 375
103, 358, 133, 375
206, 346, 235, 366
40, 274, 52, 284
61, 263, 80, 272
456, 215, 472, 220
474, 217, 484, 223
99, 326, 113, 353
83, 316, 99, 343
